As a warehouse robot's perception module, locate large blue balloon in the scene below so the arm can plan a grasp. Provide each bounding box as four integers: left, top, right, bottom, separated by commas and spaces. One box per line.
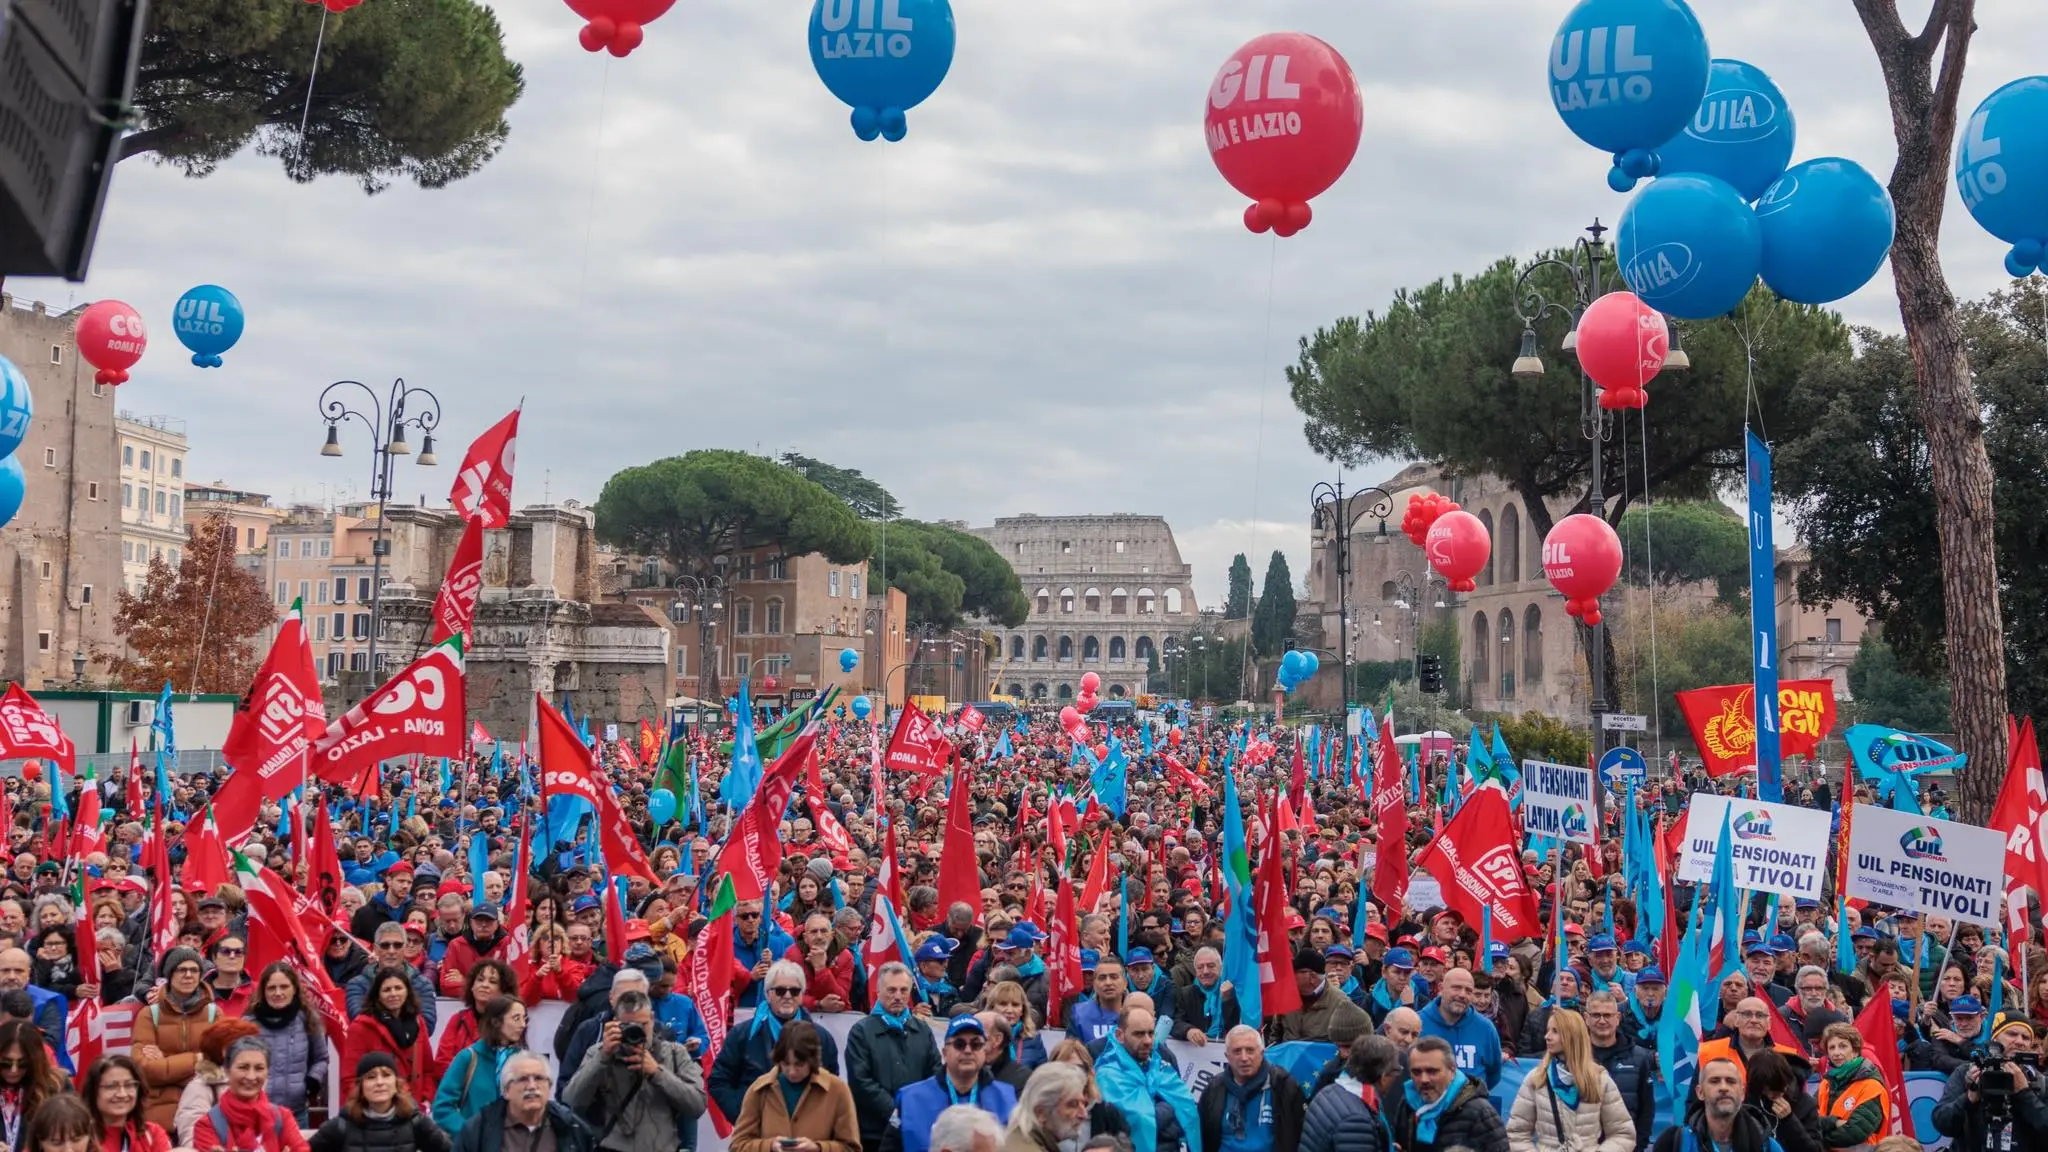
648, 788, 678, 825
0, 355, 32, 461
1301, 652, 1320, 678
172, 285, 245, 368
1957, 77, 2048, 276
1756, 158, 1894, 304
1616, 173, 1762, 319
1281, 650, 1307, 678
0, 456, 22, 531
851, 694, 873, 720
1653, 59, 1795, 202
1549, 0, 1712, 191
839, 647, 859, 672
808, 0, 955, 142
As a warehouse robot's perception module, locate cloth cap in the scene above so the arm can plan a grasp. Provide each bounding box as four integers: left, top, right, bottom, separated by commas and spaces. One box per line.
1634, 966, 1667, 986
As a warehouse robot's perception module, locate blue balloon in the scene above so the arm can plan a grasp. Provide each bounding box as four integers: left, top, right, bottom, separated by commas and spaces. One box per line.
172, 285, 245, 367
808, 0, 955, 142
1549, 0, 1712, 191
1756, 158, 1894, 304
1281, 650, 1306, 678
648, 788, 678, 825
1616, 173, 1762, 319
1957, 77, 2048, 274
1301, 652, 1320, 678
0, 356, 32, 460
0, 456, 23, 531
1653, 59, 1795, 202
851, 695, 873, 720
839, 647, 859, 672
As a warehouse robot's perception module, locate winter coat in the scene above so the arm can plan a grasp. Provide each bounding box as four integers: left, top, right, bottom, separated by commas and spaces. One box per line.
308, 1111, 453, 1152
1172, 978, 1240, 1043
727, 1069, 860, 1152
1299, 1076, 1393, 1152
132, 992, 223, 1129
1930, 1061, 2048, 1149
435, 932, 510, 998
1592, 1039, 1657, 1152
449, 1101, 596, 1152
1384, 1075, 1510, 1152
880, 1074, 1016, 1152
708, 1011, 842, 1122
253, 1011, 328, 1121
1506, 1063, 1636, 1152
843, 1013, 941, 1151
172, 1062, 226, 1149
561, 1035, 706, 1152
1266, 984, 1372, 1045
341, 1013, 435, 1106
1196, 1063, 1306, 1152
782, 941, 858, 1012
208, 974, 254, 1017
344, 968, 439, 1031
430, 1008, 478, 1085
432, 1041, 517, 1138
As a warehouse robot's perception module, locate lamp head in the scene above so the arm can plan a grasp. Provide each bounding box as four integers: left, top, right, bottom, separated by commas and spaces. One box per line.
1512, 328, 1545, 379
321, 425, 343, 457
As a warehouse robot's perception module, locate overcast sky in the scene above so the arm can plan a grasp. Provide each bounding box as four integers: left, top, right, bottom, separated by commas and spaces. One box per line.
23, 0, 2048, 609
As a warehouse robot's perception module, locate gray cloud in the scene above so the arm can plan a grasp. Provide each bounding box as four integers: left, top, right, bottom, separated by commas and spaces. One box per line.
21, 0, 2047, 604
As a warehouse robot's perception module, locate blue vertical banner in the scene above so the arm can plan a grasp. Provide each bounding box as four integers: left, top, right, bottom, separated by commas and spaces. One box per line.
1745, 429, 1783, 801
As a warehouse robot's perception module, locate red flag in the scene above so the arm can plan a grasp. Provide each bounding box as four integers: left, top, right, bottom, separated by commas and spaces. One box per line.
501, 814, 533, 975
678, 912, 735, 1137
1853, 992, 1908, 1135
876, 816, 908, 917
1417, 785, 1542, 938
471, 720, 491, 750
1162, 757, 1211, 797
181, 812, 233, 896
312, 638, 466, 792
214, 602, 325, 842
1289, 743, 1307, 816
1045, 869, 1083, 1027
1276, 792, 1298, 835
884, 702, 950, 776
802, 739, 823, 798
602, 876, 630, 966
1079, 829, 1113, 915
429, 517, 486, 645
957, 705, 985, 733
66, 895, 103, 1084
638, 720, 658, 765
1371, 723, 1410, 915
124, 742, 142, 821
0, 685, 75, 773
69, 774, 101, 861
709, 728, 819, 903
145, 791, 177, 958
1256, 796, 1303, 1017
536, 696, 660, 885
1675, 681, 1838, 776
238, 860, 350, 1050
808, 796, 852, 858
307, 802, 345, 916
1992, 717, 2048, 948
449, 408, 519, 528
1761, 987, 1805, 1052
937, 755, 980, 925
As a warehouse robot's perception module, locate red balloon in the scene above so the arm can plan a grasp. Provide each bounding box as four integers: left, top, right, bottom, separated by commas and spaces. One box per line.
1425, 510, 1492, 592
1400, 490, 1460, 548
1205, 32, 1364, 237
21, 762, 38, 782
564, 0, 674, 56
1090, 743, 1107, 760
1059, 706, 1081, 729
1167, 727, 1183, 745
1077, 694, 1099, 715
74, 300, 146, 386
1575, 291, 1669, 411
1542, 514, 1624, 626
762, 675, 777, 691
1079, 671, 1101, 694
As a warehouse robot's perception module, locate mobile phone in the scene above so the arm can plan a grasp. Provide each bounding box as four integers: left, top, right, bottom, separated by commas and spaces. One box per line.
778, 1140, 798, 1149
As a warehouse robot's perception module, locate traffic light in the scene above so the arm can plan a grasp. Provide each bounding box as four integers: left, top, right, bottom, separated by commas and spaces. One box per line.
1418, 654, 1444, 695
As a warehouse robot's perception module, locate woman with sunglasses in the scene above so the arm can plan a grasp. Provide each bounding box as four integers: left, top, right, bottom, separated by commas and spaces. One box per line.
247, 963, 327, 1128
0, 1020, 63, 1152
132, 947, 220, 1129
82, 1054, 172, 1152
204, 937, 253, 1017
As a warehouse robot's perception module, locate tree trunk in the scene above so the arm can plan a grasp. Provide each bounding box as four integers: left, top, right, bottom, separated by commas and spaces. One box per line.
1855, 0, 2007, 824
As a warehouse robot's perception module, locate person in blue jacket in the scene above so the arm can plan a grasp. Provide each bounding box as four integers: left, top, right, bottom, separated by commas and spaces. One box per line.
881, 1015, 1016, 1152
1418, 965, 1503, 1090
731, 900, 794, 1011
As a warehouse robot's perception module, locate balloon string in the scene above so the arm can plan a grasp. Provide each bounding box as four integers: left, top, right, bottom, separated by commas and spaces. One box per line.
1242, 235, 1279, 699
295, 6, 331, 177
578, 60, 614, 294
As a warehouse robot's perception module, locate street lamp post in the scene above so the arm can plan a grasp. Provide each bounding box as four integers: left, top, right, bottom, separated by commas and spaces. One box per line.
1510, 219, 1688, 771
1311, 477, 1395, 782
675, 572, 727, 735
317, 379, 441, 686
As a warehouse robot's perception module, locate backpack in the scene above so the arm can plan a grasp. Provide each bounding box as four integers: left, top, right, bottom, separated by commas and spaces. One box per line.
207, 1104, 287, 1151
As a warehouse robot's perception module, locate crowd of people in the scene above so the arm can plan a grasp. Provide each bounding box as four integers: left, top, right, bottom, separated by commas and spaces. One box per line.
0, 710, 2036, 1152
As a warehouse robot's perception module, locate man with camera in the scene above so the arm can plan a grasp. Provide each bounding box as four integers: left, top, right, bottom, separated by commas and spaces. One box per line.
563, 988, 708, 1152
1930, 1013, 2048, 1149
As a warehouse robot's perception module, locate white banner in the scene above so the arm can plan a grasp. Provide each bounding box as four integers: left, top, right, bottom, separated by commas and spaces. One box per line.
1678, 793, 1832, 899
1845, 804, 2006, 927
1521, 759, 1597, 845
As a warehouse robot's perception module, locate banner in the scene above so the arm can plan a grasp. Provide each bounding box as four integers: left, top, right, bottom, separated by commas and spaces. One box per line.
311, 637, 466, 789
1417, 785, 1541, 937
0, 685, 74, 772
884, 701, 950, 776
1520, 759, 1596, 845
1845, 804, 2005, 927
1746, 430, 1783, 800
1678, 793, 1831, 899
1674, 680, 1837, 778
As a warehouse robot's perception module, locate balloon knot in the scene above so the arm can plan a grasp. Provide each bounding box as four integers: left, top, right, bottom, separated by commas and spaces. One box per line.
605, 23, 644, 57
1606, 165, 1637, 194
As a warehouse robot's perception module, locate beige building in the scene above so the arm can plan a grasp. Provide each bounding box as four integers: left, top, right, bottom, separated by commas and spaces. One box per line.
116, 414, 189, 593
242, 505, 372, 678
1776, 547, 1866, 701
184, 482, 289, 556
0, 295, 121, 688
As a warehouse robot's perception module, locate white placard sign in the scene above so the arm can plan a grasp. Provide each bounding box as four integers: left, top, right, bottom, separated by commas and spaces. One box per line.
1521, 759, 1597, 845
1845, 803, 2006, 927
1678, 793, 1832, 899
1406, 876, 1443, 913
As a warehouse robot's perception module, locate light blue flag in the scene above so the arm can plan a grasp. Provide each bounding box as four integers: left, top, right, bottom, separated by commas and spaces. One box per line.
1708, 810, 1743, 983
1492, 726, 1523, 807
1468, 728, 1492, 780
1092, 739, 1129, 820
469, 832, 489, 894
690, 755, 707, 838
491, 743, 505, 781
720, 680, 763, 812
1220, 755, 1262, 1028
994, 729, 1013, 759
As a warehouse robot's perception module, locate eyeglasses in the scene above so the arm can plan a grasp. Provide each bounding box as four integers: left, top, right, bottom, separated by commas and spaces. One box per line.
215, 947, 244, 957
99, 1082, 137, 1094
507, 1073, 551, 1087
376, 942, 405, 952
768, 986, 804, 997
0, 1059, 26, 1071
737, 912, 761, 921
949, 1038, 986, 1052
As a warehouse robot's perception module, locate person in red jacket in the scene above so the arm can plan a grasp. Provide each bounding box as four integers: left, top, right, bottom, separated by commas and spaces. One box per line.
783, 912, 856, 1014
436, 903, 511, 998
520, 922, 595, 1004
340, 970, 435, 1106
189, 1036, 310, 1152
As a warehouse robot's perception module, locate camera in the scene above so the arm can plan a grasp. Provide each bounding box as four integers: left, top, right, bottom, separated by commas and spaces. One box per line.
619, 1022, 648, 1049
1974, 1042, 2015, 1097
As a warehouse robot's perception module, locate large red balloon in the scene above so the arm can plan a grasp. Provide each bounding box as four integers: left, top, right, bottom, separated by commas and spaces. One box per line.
1059, 706, 1081, 730
1400, 490, 1460, 548
1575, 291, 1668, 411
75, 300, 146, 386
1079, 671, 1101, 694
1542, 513, 1624, 626
1205, 32, 1363, 237
565, 0, 674, 56
1425, 510, 1491, 592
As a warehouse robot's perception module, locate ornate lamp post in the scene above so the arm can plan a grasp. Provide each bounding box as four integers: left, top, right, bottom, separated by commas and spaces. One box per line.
317, 379, 441, 684
1310, 477, 1394, 780
675, 571, 727, 734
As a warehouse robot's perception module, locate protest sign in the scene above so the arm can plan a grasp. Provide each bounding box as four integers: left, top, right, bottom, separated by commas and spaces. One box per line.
1678, 793, 1830, 899
1845, 804, 2005, 927
1521, 759, 1597, 845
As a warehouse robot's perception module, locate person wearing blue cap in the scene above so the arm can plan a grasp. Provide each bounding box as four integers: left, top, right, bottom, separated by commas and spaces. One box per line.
1908, 992, 1985, 1074
1582, 934, 1635, 996
1617, 967, 1665, 1051
971, 923, 1050, 1024
846, 962, 941, 1152
1743, 937, 1793, 1010
1125, 946, 1172, 1008
911, 936, 960, 1017
882, 1014, 1016, 1152
1365, 947, 1420, 1028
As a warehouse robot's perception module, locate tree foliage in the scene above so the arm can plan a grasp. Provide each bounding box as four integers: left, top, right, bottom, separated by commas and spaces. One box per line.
1250, 551, 1297, 658
1775, 282, 2048, 724
779, 452, 902, 521
1845, 636, 1952, 733
593, 451, 873, 578
1493, 711, 1592, 771
1352, 659, 1413, 702
105, 514, 276, 692
1419, 612, 1461, 710
1178, 634, 1248, 703
128, 0, 524, 192
1617, 501, 1748, 606
1225, 554, 1253, 620
873, 520, 1029, 630
1617, 603, 1751, 739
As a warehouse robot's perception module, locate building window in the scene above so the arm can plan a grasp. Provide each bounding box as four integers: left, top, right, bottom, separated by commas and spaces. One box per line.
316, 582, 328, 605
1082, 636, 1101, 661
1058, 636, 1074, 660
1163, 588, 1183, 614
276, 581, 287, 604
80, 584, 92, 605
1110, 588, 1128, 614
247, 528, 256, 549
38, 561, 50, 580
36, 632, 49, 652
298, 580, 310, 603
1084, 588, 1101, 613
86, 482, 99, 501
333, 612, 345, 637
1058, 683, 1073, 700
335, 578, 348, 603
169, 549, 178, 566
670, 601, 689, 624
139, 451, 150, 471
319, 540, 331, 558
738, 555, 755, 580
122, 542, 132, 562
1060, 588, 1075, 614
327, 652, 344, 676
1109, 636, 1126, 660
1135, 636, 1156, 662
1136, 588, 1155, 614
736, 655, 752, 679
1115, 540, 1126, 553
850, 574, 861, 599
122, 446, 133, 466
1036, 590, 1050, 615
1033, 636, 1048, 660
350, 652, 367, 672
48, 345, 59, 364
1010, 636, 1024, 659
122, 484, 131, 508
358, 578, 371, 601
1524, 604, 1544, 684
1825, 618, 1843, 643
828, 571, 840, 598
278, 539, 291, 559
674, 648, 688, 674
168, 496, 179, 519
154, 491, 165, 514
353, 614, 371, 639
314, 617, 328, 641
764, 599, 783, 635
170, 459, 181, 478
42, 448, 54, 467
735, 600, 753, 635
1060, 541, 1072, 554
767, 557, 786, 580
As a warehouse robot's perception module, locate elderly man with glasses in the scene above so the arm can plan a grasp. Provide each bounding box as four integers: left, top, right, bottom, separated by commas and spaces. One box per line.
882, 1014, 1016, 1152
343, 922, 439, 1030
709, 959, 841, 1122
454, 1051, 597, 1152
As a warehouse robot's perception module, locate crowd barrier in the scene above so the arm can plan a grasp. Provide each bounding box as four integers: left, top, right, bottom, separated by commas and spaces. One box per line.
85, 1001, 1956, 1152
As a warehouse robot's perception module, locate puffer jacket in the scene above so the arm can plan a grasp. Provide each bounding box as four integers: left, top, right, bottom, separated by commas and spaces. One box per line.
1506, 1063, 1637, 1152
1298, 1075, 1393, 1152
308, 1110, 453, 1152
254, 1012, 329, 1121
1592, 1039, 1658, 1152
132, 993, 223, 1129
1384, 1075, 1510, 1152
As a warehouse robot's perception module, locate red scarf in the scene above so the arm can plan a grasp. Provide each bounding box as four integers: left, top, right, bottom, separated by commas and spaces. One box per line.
215, 1092, 284, 1152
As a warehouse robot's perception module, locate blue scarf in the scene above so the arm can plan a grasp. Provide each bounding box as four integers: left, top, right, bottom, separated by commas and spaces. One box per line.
1014, 954, 1047, 979
1371, 978, 1406, 1013
1200, 977, 1226, 1039
755, 1008, 806, 1044
1546, 1061, 1580, 1110
873, 1004, 913, 1033
1403, 1070, 1468, 1144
